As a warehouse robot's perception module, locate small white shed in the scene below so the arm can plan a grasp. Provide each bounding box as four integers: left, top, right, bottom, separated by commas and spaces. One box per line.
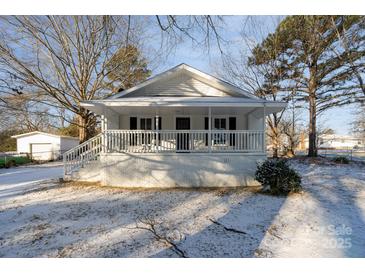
12, 131, 79, 161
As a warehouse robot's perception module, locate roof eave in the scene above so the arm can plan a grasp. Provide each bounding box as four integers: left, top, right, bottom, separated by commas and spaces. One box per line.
81, 100, 287, 108
11, 131, 79, 140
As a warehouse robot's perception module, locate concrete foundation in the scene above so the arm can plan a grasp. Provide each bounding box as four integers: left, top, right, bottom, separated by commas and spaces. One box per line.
67, 153, 265, 187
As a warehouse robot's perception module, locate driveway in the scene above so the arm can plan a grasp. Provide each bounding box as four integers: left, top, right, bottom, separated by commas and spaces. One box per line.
0, 162, 63, 200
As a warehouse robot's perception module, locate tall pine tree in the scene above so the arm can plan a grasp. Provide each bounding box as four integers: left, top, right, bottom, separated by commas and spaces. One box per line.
250, 16, 365, 157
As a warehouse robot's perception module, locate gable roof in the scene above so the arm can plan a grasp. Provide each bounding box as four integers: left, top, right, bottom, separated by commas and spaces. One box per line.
108, 63, 258, 99
11, 131, 79, 140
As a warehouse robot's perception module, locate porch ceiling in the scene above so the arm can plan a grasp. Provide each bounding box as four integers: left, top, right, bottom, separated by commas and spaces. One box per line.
110, 106, 256, 115
81, 97, 286, 116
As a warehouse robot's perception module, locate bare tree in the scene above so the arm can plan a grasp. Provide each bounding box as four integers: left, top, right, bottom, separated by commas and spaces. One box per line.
0, 16, 227, 143
154, 16, 226, 53
219, 16, 291, 158
280, 114, 303, 157
0, 91, 58, 132
0, 16, 141, 142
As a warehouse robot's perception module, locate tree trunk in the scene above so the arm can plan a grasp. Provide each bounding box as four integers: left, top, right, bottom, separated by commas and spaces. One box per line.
273, 147, 278, 158
78, 114, 88, 143
77, 108, 96, 143
268, 115, 281, 158
287, 137, 295, 157
308, 86, 317, 157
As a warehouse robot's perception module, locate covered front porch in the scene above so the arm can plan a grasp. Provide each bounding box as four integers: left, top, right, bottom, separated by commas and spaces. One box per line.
64, 97, 285, 187
96, 98, 277, 154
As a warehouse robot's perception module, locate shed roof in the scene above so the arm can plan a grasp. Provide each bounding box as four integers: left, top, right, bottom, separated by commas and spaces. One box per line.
11, 131, 79, 140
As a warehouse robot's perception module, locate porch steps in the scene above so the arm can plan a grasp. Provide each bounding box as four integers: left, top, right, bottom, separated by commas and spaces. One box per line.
63, 133, 103, 176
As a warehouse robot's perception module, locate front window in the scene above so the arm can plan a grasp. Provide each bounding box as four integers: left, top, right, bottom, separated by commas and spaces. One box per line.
140, 118, 152, 145
140, 118, 152, 130
214, 118, 226, 130
213, 118, 227, 145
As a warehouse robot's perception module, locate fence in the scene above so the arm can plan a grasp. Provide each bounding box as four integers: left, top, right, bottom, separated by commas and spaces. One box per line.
0, 150, 70, 162
318, 148, 365, 161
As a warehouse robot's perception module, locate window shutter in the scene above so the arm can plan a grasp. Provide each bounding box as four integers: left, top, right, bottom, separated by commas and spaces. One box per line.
130, 117, 137, 130
204, 117, 209, 130
229, 117, 236, 146
129, 117, 137, 146
229, 117, 236, 130
204, 117, 209, 146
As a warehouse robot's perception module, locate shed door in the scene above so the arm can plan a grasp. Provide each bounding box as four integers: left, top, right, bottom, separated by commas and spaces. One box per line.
30, 143, 53, 161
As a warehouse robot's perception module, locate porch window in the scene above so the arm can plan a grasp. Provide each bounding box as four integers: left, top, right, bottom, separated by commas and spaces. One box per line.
140, 118, 152, 130
213, 118, 227, 145
140, 118, 152, 145
129, 117, 162, 146
214, 118, 226, 130
205, 117, 236, 147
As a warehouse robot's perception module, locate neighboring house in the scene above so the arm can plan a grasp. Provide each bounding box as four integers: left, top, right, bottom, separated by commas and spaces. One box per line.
301, 134, 365, 150
64, 64, 286, 187
12, 131, 79, 161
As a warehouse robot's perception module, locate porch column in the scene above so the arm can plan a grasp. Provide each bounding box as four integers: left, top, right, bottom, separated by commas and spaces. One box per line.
101, 108, 106, 153
263, 103, 266, 154
208, 107, 212, 153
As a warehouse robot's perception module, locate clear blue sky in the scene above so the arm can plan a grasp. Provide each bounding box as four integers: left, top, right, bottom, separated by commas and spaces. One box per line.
149, 16, 358, 135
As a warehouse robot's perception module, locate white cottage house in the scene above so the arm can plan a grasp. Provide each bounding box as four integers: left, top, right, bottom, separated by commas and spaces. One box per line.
64, 64, 286, 187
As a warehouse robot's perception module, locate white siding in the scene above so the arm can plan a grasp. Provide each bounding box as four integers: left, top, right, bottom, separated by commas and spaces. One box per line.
124, 74, 231, 97
105, 108, 119, 130
237, 115, 248, 130
248, 114, 264, 130
119, 115, 130, 129
118, 114, 248, 130
60, 138, 79, 154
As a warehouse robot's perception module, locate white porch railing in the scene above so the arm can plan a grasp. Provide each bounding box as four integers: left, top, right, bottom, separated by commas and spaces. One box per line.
64, 130, 265, 175
104, 130, 265, 153
63, 133, 102, 175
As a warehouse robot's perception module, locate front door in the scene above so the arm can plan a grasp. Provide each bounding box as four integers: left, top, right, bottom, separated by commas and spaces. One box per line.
176, 117, 190, 151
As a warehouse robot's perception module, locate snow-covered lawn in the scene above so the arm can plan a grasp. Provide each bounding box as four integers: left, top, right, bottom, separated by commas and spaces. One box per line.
0, 159, 364, 257
0, 162, 63, 184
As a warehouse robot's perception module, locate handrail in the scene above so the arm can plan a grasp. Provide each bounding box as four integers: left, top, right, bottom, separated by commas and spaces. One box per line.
63, 133, 103, 175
